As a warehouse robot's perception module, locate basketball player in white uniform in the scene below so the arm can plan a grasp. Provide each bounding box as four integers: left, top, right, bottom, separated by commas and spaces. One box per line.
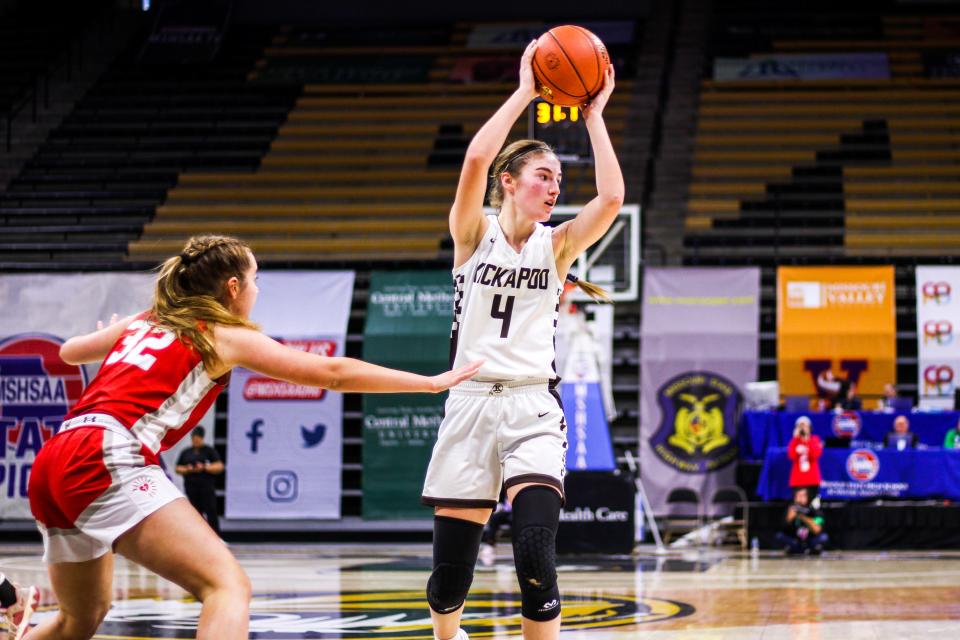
421, 40, 623, 640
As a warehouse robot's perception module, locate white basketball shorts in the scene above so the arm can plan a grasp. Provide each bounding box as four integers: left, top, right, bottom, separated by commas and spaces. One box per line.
30, 419, 184, 563
421, 379, 568, 508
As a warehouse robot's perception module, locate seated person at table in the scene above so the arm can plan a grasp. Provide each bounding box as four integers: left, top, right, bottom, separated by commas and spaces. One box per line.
788, 416, 822, 501
944, 417, 960, 450
836, 381, 862, 412
775, 488, 828, 555
876, 383, 900, 412
815, 369, 843, 409
884, 415, 919, 451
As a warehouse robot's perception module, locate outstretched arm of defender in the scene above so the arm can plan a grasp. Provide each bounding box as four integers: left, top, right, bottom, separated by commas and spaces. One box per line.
553, 65, 624, 270
215, 326, 482, 393
450, 40, 539, 250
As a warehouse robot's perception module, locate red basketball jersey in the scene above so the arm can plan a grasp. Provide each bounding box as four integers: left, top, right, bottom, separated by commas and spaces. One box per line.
65, 313, 228, 464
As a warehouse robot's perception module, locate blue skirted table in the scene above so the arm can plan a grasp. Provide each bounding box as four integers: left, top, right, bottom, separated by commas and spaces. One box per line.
740, 410, 960, 461
758, 447, 960, 501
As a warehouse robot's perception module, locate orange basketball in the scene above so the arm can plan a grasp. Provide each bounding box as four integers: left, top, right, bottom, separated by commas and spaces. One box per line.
533, 25, 610, 107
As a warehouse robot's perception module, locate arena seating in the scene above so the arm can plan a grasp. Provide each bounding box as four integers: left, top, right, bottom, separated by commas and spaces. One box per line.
130, 24, 633, 263
684, 5, 960, 263
1, 25, 298, 267
0, 1, 102, 152
683, 2, 960, 502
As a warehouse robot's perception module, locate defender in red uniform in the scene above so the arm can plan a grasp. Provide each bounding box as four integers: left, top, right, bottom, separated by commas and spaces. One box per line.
27, 236, 482, 640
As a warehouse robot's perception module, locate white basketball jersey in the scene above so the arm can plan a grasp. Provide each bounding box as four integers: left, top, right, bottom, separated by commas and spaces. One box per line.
450, 215, 562, 381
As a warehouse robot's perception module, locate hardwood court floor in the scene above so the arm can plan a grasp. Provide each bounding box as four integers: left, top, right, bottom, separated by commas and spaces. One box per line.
2, 543, 960, 638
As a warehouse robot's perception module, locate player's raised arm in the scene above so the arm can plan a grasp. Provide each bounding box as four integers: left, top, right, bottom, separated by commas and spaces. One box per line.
214, 325, 482, 394
553, 65, 625, 272
450, 40, 539, 261
59, 314, 138, 365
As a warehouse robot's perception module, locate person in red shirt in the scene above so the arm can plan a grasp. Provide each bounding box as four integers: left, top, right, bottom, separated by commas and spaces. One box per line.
787, 416, 823, 502
27, 235, 482, 640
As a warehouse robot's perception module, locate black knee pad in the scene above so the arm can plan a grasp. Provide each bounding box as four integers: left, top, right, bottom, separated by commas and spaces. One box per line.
426, 516, 484, 614
511, 486, 562, 621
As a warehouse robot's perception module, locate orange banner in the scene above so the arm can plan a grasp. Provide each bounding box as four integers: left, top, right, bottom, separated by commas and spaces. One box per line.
777, 266, 896, 402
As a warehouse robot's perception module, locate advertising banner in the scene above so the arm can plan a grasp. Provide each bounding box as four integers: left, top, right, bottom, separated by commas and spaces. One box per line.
759, 447, 960, 501
778, 266, 896, 404
640, 268, 760, 515
558, 310, 615, 472
225, 271, 354, 519
916, 267, 960, 409
0, 273, 173, 518
362, 270, 453, 519
714, 53, 890, 81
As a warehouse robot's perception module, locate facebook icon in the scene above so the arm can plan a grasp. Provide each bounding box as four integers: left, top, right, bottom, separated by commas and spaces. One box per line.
246, 419, 264, 453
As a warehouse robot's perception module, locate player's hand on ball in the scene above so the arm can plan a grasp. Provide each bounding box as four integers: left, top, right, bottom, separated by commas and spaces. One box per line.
430, 360, 484, 393
518, 40, 539, 101
584, 64, 615, 120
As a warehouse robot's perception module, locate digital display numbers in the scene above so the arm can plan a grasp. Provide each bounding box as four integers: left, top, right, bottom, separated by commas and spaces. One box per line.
528, 99, 591, 162
535, 102, 580, 125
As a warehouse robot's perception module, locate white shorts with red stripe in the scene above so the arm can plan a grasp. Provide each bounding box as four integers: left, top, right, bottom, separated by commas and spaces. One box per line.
29, 415, 183, 563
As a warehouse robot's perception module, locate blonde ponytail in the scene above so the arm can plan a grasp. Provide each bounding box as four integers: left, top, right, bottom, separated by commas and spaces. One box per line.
151, 235, 259, 369
566, 273, 612, 303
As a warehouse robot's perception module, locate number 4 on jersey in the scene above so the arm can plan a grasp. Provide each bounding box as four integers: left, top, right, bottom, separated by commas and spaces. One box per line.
490, 294, 515, 338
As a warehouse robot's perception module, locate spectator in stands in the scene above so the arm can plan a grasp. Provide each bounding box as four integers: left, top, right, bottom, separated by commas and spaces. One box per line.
884, 415, 919, 451
776, 488, 828, 555
877, 383, 900, 412
943, 416, 960, 450
788, 416, 822, 502
176, 426, 223, 536
836, 381, 862, 412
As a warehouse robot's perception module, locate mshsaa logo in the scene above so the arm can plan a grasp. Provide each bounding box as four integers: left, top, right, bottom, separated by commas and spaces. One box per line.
832, 411, 862, 438
847, 449, 880, 482
0, 334, 86, 495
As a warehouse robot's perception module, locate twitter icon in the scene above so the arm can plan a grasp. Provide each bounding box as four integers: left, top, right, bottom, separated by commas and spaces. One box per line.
301, 423, 327, 448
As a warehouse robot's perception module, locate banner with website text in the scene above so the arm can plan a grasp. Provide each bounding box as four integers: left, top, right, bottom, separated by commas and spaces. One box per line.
226, 271, 354, 520
362, 271, 453, 519
0, 274, 217, 518
916, 267, 960, 409
777, 266, 896, 405
640, 268, 759, 516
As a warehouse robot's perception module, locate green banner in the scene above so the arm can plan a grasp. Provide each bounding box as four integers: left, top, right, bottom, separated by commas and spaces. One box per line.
362, 271, 453, 519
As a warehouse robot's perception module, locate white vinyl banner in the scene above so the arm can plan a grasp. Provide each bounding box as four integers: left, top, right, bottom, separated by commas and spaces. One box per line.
916, 267, 960, 409
226, 271, 354, 519
0, 273, 219, 517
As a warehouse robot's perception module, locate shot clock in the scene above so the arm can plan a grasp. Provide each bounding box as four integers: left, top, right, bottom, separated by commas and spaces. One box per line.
528, 98, 592, 163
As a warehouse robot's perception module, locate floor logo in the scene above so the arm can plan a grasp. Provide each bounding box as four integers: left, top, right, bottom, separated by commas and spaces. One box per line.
34, 590, 693, 638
